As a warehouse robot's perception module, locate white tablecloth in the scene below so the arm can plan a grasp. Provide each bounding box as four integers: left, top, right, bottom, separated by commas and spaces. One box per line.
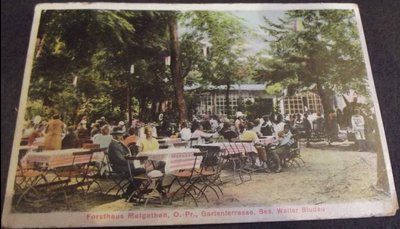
137, 147, 201, 174
22, 148, 103, 169
199, 142, 257, 155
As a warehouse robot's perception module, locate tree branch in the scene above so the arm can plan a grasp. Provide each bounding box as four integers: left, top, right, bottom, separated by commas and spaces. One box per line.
182, 59, 193, 79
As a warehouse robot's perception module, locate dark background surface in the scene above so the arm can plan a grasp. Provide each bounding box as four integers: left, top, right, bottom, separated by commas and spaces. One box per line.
1, 0, 399, 228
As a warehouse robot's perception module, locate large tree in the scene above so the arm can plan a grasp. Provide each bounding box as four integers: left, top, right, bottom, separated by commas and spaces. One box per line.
258, 10, 367, 117
29, 10, 248, 125
30, 10, 171, 124
31, 10, 138, 124
165, 12, 188, 124
183, 11, 246, 116
258, 10, 389, 193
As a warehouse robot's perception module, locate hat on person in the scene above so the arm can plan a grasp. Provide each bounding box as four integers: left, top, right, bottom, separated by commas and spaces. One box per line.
118, 121, 125, 126
236, 111, 244, 118
111, 127, 124, 135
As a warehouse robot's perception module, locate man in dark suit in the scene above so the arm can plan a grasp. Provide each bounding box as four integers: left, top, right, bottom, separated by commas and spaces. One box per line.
108, 127, 146, 199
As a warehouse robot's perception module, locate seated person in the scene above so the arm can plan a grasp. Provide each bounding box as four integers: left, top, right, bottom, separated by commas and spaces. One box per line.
219, 122, 238, 142
313, 112, 325, 138
76, 122, 88, 139
273, 114, 286, 138
271, 124, 294, 172
108, 127, 146, 199
62, 126, 79, 149
191, 123, 216, 145
138, 126, 159, 152
117, 121, 127, 133
90, 123, 101, 138
239, 122, 260, 143
303, 113, 312, 147
179, 121, 192, 141
122, 127, 138, 146
138, 124, 158, 139
93, 125, 113, 149
218, 122, 230, 135
260, 115, 274, 136
252, 119, 263, 137
137, 126, 165, 195
239, 122, 260, 166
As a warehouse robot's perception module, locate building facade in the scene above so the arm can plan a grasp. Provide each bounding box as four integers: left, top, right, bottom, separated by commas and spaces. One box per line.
185, 84, 334, 117
185, 84, 275, 116
278, 89, 365, 116
280, 91, 324, 115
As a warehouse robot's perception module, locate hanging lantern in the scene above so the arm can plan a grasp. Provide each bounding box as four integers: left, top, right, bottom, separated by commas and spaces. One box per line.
130, 64, 135, 74
165, 56, 171, 66
294, 18, 303, 32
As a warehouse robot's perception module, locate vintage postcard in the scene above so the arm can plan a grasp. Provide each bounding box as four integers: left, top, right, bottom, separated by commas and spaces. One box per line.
1, 3, 398, 228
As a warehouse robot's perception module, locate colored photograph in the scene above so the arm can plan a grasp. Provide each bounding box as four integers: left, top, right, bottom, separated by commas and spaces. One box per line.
2, 3, 397, 228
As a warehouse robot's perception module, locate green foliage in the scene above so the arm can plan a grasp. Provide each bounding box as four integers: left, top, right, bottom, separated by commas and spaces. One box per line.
179, 12, 248, 116
258, 10, 368, 101
78, 95, 125, 125
184, 92, 202, 120
28, 10, 172, 123
265, 82, 283, 95
242, 98, 274, 120
180, 12, 245, 84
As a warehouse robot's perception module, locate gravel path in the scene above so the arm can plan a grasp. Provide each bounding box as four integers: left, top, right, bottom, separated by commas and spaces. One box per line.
90, 140, 387, 211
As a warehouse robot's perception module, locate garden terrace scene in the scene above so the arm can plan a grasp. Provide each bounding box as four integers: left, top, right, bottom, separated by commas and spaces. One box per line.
13, 8, 390, 213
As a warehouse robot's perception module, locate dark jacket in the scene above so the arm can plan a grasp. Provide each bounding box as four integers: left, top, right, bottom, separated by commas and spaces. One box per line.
61, 132, 78, 149
108, 139, 137, 176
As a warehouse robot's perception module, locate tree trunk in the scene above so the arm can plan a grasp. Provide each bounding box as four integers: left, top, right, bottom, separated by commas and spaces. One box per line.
225, 82, 231, 116
151, 99, 158, 121
316, 81, 334, 119
168, 14, 187, 124
72, 105, 79, 127
127, 85, 132, 125
139, 97, 146, 121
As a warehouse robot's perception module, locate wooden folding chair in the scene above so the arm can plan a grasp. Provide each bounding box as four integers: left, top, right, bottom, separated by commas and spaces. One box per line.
193, 145, 224, 200
167, 152, 205, 207
234, 140, 258, 173
218, 141, 251, 185
284, 135, 305, 168
24, 152, 90, 207
53, 150, 98, 197
14, 160, 48, 206
103, 151, 130, 197
125, 156, 165, 206
84, 147, 107, 193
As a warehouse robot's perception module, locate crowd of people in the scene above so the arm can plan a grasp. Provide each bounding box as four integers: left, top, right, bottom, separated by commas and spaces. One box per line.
19, 105, 378, 200
21, 105, 375, 153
